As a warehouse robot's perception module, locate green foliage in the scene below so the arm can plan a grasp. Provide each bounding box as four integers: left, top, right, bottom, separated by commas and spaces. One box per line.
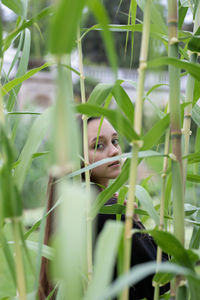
1, 0, 200, 299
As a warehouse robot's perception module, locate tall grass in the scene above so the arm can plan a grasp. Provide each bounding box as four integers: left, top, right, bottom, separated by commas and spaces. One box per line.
1, 0, 200, 299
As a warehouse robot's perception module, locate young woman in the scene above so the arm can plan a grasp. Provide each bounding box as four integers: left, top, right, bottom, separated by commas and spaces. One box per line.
38, 116, 169, 300
87, 117, 169, 300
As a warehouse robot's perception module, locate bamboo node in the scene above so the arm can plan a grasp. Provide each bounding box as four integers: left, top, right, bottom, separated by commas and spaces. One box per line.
169, 37, 179, 45
80, 74, 85, 80
169, 153, 177, 161
139, 61, 147, 70
82, 115, 88, 121
161, 173, 166, 178
133, 140, 144, 148
126, 212, 133, 219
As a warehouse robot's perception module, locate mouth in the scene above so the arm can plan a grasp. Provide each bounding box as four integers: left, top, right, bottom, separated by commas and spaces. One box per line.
108, 160, 121, 167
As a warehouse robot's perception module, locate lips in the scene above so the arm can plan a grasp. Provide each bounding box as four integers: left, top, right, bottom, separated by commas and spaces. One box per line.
108, 160, 120, 167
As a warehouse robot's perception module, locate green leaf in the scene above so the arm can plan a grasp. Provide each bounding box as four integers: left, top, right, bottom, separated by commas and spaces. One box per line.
188, 26, 200, 52
192, 104, 200, 127
90, 159, 130, 219
25, 240, 55, 260
193, 80, 200, 106
98, 261, 199, 300
135, 185, 160, 225
76, 103, 139, 142
49, 0, 85, 54
14, 107, 53, 191
3, 62, 52, 97
0, 17, 2, 58
186, 173, 200, 183
148, 230, 194, 268
7, 29, 31, 111
142, 114, 170, 150
0, 231, 16, 286
3, 7, 53, 52
112, 82, 134, 123
2, 0, 24, 16
137, 0, 167, 35
148, 57, 200, 81
84, 221, 123, 300
67, 151, 165, 179
178, 6, 188, 29
87, 83, 114, 105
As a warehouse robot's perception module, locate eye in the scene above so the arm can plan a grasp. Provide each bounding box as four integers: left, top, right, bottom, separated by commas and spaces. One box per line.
112, 138, 119, 146
96, 143, 104, 150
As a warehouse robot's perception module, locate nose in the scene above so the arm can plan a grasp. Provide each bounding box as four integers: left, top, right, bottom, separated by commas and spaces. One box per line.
108, 143, 120, 157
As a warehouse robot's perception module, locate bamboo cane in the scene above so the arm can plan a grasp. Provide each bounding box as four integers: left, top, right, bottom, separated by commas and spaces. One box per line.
12, 219, 27, 300
182, 1, 200, 188
121, 1, 151, 299
153, 127, 170, 300
77, 28, 93, 282
168, 1, 185, 296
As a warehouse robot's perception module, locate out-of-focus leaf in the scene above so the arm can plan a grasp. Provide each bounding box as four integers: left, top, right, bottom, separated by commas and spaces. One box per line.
54, 182, 87, 299
137, 0, 167, 35
148, 57, 200, 81
49, 0, 85, 54
2, 0, 24, 16
87, 83, 114, 105
0, 231, 16, 286
0, 17, 2, 58
178, 6, 188, 29
3, 7, 53, 52
2, 62, 52, 97
76, 103, 139, 142
193, 80, 200, 106
14, 107, 53, 191
67, 150, 166, 179
192, 104, 200, 127
135, 185, 160, 225
186, 173, 200, 183
188, 26, 200, 52
148, 230, 194, 268
184, 152, 200, 164
7, 29, 31, 111
84, 221, 123, 300
97, 261, 199, 300
142, 114, 170, 150
25, 240, 55, 260
112, 82, 134, 123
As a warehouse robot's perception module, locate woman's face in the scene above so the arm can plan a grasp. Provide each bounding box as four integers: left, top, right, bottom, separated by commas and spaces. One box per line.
87, 118, 122, 187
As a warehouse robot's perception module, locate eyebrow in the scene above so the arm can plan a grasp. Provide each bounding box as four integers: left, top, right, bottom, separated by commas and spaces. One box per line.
90, 133, 118, 143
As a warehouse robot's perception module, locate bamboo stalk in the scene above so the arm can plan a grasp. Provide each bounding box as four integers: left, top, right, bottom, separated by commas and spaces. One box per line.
182, 1, 200, 188
153, 128, 170, 300
168, 0, 184, 245
121, 1, 151, 299
12, 219, 27, 300
77, 28, 93, 282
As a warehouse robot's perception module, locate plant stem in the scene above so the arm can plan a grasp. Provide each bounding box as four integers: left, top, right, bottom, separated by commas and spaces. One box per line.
182, 0, 200, 188
153, 128, 170, 300
121, 1, 151, 299
77, 28, 92, 282
12, 219, 27, 300
168, 0, 184, 245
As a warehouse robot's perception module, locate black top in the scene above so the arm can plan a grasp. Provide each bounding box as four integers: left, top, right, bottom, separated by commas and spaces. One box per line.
96, 197, 170, 300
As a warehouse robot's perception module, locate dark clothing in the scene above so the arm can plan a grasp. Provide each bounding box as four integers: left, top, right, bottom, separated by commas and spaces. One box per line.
97, 197, 170, 300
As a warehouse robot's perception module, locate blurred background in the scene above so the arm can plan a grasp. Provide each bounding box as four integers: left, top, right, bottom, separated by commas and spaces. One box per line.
1, 0, 198, 214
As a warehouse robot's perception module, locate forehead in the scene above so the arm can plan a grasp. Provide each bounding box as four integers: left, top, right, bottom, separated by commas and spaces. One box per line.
87, 118, 117, 141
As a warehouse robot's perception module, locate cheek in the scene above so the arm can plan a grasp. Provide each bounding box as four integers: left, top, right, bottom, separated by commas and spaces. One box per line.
88, 151, 103, 163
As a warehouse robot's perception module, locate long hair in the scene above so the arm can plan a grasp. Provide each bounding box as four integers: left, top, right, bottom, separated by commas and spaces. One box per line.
38, 116, 100, 299
38, 176, 56, 299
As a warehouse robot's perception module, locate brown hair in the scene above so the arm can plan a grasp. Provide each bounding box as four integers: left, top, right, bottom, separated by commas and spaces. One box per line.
38, 115, 100, 299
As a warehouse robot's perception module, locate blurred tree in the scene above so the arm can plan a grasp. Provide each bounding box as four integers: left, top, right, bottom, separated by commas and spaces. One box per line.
82, 0, 143, 68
